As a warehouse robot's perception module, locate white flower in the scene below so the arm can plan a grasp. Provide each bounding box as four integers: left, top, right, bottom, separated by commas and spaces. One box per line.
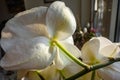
81, 37, 120, 80
17, 62, 82, 80
0, 1, 81, 71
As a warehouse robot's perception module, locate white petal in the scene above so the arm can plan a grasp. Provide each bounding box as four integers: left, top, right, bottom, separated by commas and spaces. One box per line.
40, 65, 63, 80
22, 71, 42, 80
114, 43, 120, 47
62, 64, 101, 80
81, 37, 101, 64
1, 6, 48, 39
62, 62, 82, 79
110, 62, 120, 73
54, 47, 71, 70
81, 37, 114, 64
54, 42, 81, 70
98, 67, 120, 80
100, 44, 120, 58
0, 37, 55, 70
46, 1, 76, 40
61, 41, 81, 58
60, 36, 74, 45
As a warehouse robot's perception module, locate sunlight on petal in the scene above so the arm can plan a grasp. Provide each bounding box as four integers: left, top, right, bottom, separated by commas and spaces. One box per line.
81, 37, 117, 64
81, 36, 120, 80
100, 44, 120, 58
0, 37, 55, 70
46, 1, 76, 40
81, 37, 101, 64
2, 6, 49, 39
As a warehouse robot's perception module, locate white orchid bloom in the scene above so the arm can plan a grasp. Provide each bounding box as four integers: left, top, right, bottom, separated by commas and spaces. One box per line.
81, 37, 120, 80
0, 1, 81, 71
16, 60, 82, 80
20, 62, 82, 80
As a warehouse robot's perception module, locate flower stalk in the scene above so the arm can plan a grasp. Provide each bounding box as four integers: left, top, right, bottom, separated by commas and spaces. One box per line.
91, 70, 95, 80
65, 58, 120, 80
53, 40, 90, 69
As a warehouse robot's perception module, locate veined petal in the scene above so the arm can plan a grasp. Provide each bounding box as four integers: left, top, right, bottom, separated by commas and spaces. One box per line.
0, 37, 55, 70
1, 6, 48, 39
46, 1, 76, 40
54, 41, 81, 70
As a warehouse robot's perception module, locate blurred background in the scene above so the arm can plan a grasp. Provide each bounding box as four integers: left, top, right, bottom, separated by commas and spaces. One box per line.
0, 0, 120, 42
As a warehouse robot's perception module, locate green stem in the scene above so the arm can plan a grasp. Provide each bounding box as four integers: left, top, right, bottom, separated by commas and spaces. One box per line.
59, 70, 66, 79
65, 58, 120, 80
54, 40, 90, 69
91, 71, 95, 80
36, 71, 45, 80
